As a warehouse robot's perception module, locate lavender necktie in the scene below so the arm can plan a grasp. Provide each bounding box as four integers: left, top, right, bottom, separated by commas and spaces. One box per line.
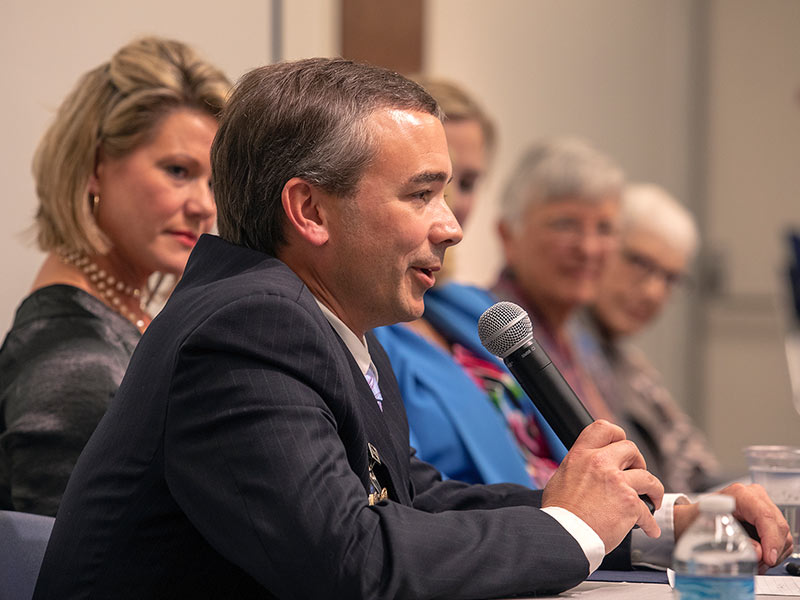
364, 365, 383, 412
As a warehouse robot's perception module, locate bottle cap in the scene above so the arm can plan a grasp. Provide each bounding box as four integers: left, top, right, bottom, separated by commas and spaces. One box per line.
698, 494, 735, 513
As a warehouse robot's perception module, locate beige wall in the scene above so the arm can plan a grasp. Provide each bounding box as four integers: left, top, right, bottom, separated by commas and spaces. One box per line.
282, 0, 339, 60
701, 0, 800, 471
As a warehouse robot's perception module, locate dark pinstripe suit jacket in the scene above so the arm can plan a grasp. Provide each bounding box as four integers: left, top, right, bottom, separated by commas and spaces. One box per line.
34, 235, 629, 600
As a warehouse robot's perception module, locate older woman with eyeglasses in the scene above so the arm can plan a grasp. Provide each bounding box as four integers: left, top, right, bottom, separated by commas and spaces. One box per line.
573, 183, 721, 492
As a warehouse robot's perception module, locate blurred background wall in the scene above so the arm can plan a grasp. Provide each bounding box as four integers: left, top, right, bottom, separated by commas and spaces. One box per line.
1, 0, 798, 473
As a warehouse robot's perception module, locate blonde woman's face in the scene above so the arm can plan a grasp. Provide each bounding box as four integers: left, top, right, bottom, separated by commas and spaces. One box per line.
443, 118, 487, 227
91, 109, 217, 281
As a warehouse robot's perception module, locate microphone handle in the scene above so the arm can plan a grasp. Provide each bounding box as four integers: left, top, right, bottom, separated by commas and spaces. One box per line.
505, 340, 655, 515
504, 341, 592, 448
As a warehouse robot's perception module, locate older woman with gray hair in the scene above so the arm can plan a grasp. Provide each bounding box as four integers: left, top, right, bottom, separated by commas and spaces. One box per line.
574, 183, 721, 492
492, 137, 624, 423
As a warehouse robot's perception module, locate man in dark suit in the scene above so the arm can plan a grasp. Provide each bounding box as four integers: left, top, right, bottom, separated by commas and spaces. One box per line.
34, 58, 791, 599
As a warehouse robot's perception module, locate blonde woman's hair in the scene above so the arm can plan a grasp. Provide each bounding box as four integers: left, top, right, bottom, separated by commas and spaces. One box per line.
32, 36, 230, 254
408, 75, 496, 154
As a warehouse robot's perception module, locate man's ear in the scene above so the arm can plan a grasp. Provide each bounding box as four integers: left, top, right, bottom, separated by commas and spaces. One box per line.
281, 177, 330, 247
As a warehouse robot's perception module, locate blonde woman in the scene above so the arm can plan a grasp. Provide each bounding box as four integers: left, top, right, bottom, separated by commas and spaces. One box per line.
0, 37, 229, 516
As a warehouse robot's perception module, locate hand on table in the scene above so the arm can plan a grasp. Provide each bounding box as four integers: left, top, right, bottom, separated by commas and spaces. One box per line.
674, 483, 793, 573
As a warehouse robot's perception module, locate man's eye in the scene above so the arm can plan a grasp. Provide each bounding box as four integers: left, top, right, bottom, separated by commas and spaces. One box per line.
411, 190, 431, 201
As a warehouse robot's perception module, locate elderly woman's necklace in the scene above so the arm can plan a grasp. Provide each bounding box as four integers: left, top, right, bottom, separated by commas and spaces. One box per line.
58, 250, 147, 332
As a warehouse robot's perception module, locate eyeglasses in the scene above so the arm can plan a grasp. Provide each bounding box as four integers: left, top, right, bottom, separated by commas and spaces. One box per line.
543, 216, 618, 245
621, 248, 687, 288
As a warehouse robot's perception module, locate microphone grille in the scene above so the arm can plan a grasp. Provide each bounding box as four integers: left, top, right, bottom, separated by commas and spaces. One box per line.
478, 301, 533, 358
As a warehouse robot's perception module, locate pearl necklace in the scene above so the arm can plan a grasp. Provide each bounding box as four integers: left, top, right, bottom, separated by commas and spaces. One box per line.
58, 249, 147, 332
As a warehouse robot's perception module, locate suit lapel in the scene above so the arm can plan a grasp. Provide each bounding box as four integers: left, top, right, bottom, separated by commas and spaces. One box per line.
367, 334, 413, 504
319, 326, 412, 506
343, 352, 412, 505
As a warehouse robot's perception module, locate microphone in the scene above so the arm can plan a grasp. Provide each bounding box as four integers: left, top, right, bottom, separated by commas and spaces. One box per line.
478, 301, 655, 514
478, 301, 591, 447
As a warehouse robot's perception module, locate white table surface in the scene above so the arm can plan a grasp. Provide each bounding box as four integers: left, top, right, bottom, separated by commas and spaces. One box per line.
507, 579, 797, 599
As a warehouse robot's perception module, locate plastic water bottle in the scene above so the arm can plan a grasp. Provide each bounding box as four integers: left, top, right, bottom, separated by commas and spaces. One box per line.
673, 494, 757, 599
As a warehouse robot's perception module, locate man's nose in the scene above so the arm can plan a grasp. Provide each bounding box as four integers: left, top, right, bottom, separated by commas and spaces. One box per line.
432, 197, 463, 248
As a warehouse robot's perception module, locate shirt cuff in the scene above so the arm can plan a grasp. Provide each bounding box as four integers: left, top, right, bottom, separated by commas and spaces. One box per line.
541, 506, 605, 574
630, 492, 691, 569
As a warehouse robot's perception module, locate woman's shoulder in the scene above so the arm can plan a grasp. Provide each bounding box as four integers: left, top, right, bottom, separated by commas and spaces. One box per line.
0, 287, 134, 437
1, 285, 138, 379
13, 284, 115, 322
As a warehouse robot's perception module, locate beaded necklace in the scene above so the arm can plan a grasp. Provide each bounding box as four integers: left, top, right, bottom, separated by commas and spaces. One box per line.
58, 249, 147, 332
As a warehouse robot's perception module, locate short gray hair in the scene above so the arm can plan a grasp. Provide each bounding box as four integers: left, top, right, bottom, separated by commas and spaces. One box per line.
499, 137, 625, 227
620, 183, 699, 257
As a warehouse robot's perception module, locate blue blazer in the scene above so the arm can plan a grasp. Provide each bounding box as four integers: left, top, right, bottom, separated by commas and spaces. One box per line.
374, 282, 567, 488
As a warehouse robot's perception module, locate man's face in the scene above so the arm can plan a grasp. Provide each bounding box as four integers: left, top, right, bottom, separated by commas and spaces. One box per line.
325, 108, 461, 334
593, 228, 689, 337
500, 197, 620, 315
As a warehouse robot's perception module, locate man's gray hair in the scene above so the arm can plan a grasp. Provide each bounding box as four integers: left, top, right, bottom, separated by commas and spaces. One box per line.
499, 137, 625, 228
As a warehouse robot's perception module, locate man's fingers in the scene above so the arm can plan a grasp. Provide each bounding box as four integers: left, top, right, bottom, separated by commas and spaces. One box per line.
573, 421, 649, 471
572, 420, 626, 450
625, 469, 665, 513
611, 469, 662, 538
723, 484, 792, 567
750, 538, 763, 562
742, 507, 786, 564
774, 530, 794, 565
633, 493, 661, 538
600, 439, 648, 472
749, 540, 776, 575
784, 531, 795, 559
